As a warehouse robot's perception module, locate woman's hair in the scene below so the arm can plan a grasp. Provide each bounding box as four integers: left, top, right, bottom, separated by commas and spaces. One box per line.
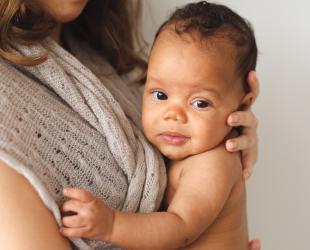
155, 1, 257, 92
0, 0, 147, 82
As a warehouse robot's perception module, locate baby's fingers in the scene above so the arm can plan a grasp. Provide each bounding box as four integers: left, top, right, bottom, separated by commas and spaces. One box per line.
62, 199, 83, 213
60, 226, 87, 238
62, 215, 85, 228
63, 187, 94, 202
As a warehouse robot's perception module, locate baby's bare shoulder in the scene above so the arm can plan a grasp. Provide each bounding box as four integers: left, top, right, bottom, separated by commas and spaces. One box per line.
183, 144, 242, 181
167, 145, 243, 236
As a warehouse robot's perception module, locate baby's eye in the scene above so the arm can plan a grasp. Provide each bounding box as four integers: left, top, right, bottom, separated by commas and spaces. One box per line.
192, 100, 209, 109
152, 91, 168, 100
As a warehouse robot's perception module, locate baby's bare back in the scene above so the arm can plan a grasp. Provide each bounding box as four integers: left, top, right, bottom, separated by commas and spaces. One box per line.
164, 159, 248, 250
183, 177, 248, 250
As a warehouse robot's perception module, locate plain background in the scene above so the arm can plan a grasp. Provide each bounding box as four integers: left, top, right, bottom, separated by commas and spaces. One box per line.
142, 1, 310, 249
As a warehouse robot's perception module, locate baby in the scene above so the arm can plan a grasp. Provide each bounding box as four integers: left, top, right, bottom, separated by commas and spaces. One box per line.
60, 1, 257, 249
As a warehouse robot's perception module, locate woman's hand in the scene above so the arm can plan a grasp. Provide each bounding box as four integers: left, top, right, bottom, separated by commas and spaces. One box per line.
60, 188, 115, 242
249, 239, 261, 250
226, 71, 259, 180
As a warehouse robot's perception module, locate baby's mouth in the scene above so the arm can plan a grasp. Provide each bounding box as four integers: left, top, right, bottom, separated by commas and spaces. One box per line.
159, 131, 190, 145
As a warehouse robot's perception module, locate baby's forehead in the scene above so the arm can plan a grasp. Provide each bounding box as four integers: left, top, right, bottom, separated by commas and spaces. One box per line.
150, 30, 244, 95
155, 27, 238, 62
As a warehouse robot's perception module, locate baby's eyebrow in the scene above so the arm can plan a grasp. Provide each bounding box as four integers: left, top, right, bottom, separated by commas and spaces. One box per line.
189, 85, 222, 99
147, 76, 163, 84
147, 76, 222, 99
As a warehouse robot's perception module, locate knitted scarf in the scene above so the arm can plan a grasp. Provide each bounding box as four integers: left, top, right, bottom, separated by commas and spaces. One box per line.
0, 37, 166, 249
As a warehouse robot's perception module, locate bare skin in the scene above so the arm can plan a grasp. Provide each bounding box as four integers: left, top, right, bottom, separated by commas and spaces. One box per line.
164, 151, 248, 250
0, 160, 72, 250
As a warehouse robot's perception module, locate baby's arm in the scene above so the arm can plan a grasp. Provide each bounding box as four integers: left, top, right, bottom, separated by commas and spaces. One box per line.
60, 146, 241, 249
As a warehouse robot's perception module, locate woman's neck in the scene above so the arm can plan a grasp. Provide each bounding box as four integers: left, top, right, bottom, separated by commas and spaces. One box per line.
50, 23, 62, 45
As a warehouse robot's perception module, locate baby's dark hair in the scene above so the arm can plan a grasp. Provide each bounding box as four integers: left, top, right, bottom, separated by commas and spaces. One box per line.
154, 1, 257, 92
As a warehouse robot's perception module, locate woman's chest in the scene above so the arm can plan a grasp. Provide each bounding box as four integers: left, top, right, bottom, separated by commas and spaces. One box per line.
0, 76, 127, 208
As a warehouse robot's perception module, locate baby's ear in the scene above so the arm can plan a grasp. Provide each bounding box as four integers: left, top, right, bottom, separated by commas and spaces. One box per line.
239, 92, 255, 110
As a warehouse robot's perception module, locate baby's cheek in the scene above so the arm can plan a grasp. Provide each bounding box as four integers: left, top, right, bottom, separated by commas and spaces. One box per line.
141, 107, 150, 132
142, 114, 156, 143
193, 118, 227, 150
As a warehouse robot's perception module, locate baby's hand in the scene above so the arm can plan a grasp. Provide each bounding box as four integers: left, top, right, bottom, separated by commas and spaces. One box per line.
60, 188, 115, 242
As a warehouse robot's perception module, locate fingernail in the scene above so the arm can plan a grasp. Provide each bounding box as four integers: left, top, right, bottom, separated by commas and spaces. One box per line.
229, 141, 237, 150
63, 188, 68, 194
230, 114, 239, 123
243, 172, 248, 180
244, 170, 252, 180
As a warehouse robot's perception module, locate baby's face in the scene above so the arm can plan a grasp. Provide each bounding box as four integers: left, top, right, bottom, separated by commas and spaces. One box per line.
142, 31, 245, 160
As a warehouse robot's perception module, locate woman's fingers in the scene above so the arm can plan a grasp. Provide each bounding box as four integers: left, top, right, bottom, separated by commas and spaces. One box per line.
62, 215, 85, 228
224, 71, 260, 180
226, 134, 257, 152
63, 187, 94, 203
248, 239, 261, 250
242, 159, 254, 180
247, 71, 260, 101
226, 134, 258, 180
242, 146, 258, 180
227, 110, 258, 129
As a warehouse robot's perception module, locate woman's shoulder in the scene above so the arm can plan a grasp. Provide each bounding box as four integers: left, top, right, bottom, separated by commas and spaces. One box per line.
0, 57, 60, 111
0, 57, 30, 94
0, 57, 20, 79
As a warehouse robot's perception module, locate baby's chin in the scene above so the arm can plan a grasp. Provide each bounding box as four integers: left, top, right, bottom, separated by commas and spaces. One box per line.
158, 143, 214, 161
148, 135, 211, 161
160, 148, 192, 161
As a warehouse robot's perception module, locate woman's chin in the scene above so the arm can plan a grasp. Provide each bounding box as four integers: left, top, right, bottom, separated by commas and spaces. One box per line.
52, 9, 84, 23
45, 1, 88, 23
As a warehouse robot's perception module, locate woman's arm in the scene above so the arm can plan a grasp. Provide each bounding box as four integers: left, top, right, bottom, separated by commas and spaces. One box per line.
226, 71, 260, 179
0, 160, 72, 250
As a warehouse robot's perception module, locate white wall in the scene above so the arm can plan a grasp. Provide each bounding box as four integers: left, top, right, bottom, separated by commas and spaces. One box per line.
142, 1, 310, 250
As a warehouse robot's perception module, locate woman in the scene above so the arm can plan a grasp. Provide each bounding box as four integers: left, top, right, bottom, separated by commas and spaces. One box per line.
0, 0, 259, 249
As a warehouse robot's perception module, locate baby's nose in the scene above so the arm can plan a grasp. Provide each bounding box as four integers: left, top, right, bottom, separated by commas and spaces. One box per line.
163, 106, 187, 123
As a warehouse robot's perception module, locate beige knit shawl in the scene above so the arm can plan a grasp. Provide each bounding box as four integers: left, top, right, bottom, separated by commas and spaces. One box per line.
0, 37, 166, 249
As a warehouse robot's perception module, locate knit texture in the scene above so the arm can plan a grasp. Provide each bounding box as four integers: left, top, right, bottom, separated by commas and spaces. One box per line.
0, 37, 166, 249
